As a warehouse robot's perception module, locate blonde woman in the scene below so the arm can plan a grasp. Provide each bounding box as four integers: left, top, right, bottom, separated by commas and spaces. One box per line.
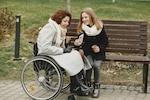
74, 7, 108, 98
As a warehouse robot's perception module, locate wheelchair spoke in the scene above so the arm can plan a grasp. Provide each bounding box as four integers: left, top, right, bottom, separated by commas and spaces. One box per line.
21, 56, 63, 100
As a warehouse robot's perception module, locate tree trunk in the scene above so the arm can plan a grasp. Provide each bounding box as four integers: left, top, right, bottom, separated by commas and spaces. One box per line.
112, 0, 115, 3
67, 0, 71, 13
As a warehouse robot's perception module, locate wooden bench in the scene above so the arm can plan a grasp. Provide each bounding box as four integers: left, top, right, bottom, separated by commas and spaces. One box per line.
66, 19, 150, 93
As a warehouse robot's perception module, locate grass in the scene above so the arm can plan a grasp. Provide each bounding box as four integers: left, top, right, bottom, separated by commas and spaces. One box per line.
0, 0, 150, 86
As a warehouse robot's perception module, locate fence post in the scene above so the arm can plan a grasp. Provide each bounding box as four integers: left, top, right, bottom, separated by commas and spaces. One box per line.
14, 15, 21, 60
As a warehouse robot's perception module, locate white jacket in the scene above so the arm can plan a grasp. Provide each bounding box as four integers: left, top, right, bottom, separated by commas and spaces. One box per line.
37, 22, 64, 55
37, 20, 85, 76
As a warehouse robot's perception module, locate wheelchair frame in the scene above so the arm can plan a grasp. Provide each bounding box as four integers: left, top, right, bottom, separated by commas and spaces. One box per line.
20, 42, 71, 100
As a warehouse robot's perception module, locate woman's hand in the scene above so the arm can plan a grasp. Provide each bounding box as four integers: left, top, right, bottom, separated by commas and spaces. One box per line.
74, 39, 83, 46
92, 45, 100, 53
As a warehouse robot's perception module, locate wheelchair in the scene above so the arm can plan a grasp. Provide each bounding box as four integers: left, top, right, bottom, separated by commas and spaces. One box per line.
20, 42, 78, 100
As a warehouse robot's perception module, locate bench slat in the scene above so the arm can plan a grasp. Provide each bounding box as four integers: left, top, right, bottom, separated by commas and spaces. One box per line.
104, 25, 145, 31
106, 55, 150, 63
105, 49, 147, 54
103, 20, 147, 25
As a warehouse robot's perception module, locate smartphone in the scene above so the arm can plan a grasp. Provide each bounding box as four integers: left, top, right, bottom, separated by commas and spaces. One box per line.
79, 34, 84, 42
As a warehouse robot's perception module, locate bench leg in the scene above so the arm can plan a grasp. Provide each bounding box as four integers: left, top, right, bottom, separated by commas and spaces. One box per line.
143, 63, 149, 93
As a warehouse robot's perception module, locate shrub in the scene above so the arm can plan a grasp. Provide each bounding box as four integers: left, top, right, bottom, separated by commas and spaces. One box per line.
0, 7, 15, 41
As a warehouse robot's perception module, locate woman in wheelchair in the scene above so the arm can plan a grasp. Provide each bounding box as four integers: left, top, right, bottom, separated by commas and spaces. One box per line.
37, 10, 91, 96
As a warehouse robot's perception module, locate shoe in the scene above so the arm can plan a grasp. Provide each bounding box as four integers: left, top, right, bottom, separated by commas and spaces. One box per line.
92, 83, 100, 98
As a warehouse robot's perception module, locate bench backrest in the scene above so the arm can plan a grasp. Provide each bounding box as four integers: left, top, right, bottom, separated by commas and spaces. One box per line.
67, 19, 148, 55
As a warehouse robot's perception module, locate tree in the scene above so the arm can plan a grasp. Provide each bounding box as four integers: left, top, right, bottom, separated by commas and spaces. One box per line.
67, 0, 71, 13
112, 0, 115, 3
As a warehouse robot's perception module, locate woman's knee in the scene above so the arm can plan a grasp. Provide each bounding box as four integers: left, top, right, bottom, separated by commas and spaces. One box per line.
93, 60, 101, 68
93, 65, 100, 71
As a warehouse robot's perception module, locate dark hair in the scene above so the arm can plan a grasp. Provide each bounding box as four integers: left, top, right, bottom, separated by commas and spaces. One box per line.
51, 10, 71, 26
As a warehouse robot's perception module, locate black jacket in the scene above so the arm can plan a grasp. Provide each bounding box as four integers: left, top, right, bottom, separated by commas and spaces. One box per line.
82, 27, 108, 60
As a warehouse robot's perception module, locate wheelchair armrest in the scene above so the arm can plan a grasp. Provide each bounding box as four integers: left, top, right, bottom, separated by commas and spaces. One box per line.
29, 41, 38, 56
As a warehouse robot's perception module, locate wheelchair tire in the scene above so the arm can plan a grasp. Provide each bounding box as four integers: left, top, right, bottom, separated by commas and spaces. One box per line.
20, 56, 63, 100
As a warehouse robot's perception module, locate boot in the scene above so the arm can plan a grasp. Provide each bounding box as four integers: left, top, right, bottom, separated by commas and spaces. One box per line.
77, 69, 84, 81
70, 75, 92, 96
92, 83, 100, 98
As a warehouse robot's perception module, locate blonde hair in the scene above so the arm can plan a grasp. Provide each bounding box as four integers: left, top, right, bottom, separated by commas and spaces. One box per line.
77, 7, 103, 34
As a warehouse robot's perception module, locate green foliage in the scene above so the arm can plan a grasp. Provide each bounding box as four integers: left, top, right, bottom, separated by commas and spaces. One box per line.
0, 0, 149, 30
0, 8, 15, 41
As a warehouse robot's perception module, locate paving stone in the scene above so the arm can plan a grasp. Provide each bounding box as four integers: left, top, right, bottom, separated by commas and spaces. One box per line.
121, 86, 128, 90
121, 90, 130, 95
125, 96, 136, 100
129, 90, 138, 95
111, 89, 122, 94
137, 93, 147, 98
113, 85, 121, 90
0, 80, 150, 100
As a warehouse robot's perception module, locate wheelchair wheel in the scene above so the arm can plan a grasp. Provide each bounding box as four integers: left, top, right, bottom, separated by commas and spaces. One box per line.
20, 56, 63, 100
40, 56, 70, 92
42, 56, 70, 92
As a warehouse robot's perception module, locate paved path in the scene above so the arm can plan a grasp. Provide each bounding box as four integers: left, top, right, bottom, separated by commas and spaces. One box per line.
0, 80, 150, 100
